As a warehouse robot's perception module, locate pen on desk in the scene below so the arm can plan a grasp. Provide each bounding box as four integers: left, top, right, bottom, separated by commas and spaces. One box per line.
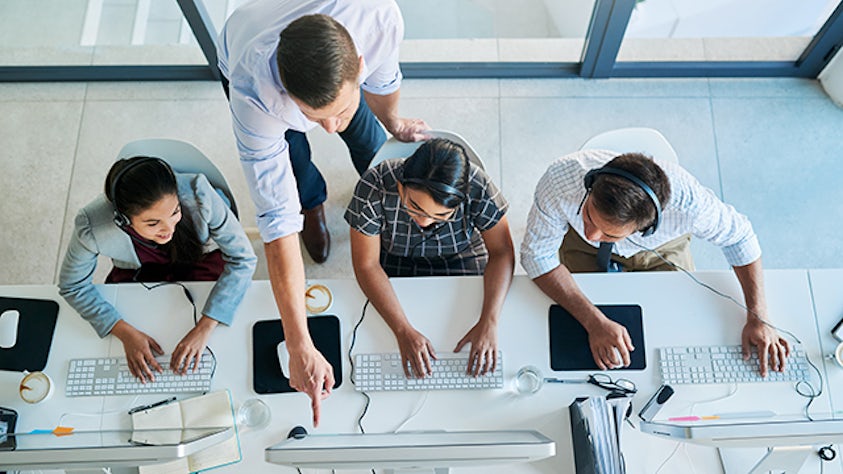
128, 396, 177, 415
543, 378, 588, 384
668, 410, 776, 422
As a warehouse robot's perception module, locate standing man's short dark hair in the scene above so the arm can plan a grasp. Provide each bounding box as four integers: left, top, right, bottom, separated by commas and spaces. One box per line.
277, 14, 360, 108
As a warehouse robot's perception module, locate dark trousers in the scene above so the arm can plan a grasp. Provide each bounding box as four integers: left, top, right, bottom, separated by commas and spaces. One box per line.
222, 77, 386, 210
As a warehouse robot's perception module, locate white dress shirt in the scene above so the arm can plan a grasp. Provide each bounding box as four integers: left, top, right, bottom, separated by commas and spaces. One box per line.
520, 149, 762, 279
218, 0, 404, 242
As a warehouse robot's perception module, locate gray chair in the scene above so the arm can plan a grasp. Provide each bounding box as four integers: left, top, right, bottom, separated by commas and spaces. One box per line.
580, 127, 679, 164
117, 138, 239, 218
369, 130, 486, 170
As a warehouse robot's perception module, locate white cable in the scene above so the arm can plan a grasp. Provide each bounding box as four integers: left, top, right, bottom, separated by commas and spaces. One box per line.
393, 391, 430, 432
57, 395, 140, 427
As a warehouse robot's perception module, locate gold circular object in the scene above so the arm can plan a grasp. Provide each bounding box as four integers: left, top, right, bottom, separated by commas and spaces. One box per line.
305, 283, 333, 314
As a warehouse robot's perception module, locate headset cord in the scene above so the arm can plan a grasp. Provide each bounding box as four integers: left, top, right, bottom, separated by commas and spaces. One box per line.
132, 271, 217, 381
626, 239, 823, 419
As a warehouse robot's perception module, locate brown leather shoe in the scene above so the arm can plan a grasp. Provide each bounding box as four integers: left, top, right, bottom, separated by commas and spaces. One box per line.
301, 204, 330, 263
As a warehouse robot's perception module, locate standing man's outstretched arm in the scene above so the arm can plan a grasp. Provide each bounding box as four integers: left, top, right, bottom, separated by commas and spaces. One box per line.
265, 234, 334, 427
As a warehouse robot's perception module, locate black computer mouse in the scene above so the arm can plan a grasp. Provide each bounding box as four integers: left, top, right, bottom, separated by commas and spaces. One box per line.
287, 425, 308, 440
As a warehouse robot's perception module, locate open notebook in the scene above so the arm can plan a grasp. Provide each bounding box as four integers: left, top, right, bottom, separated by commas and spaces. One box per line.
131, 390, 240, 473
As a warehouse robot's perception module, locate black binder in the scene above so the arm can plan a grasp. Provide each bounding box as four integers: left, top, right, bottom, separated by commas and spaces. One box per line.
0, 297, 58, 372
251, 315, 343, 394
569, 395, 631, 474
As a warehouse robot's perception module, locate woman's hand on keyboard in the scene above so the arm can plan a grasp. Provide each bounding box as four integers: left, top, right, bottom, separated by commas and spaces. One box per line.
741, 317, 791, 377
396, 326, 437, 378
171, 316, 218, 374
111, 320, 164, 383
454, 320, 498, 376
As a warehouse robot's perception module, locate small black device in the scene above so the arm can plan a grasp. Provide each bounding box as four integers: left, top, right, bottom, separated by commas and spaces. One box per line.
0, 406, 18, 451
549, 304, 646, 371
831, 315, 843, 342
638, 384, 674, 421
583, 165, 662, 237
287, 426, 308, 440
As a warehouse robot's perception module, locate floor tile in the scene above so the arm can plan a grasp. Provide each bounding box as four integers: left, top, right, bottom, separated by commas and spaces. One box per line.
0, 101, 83, 284
708, 78, 828, 99
0, 83, 88, 102
712, 96, 843, 269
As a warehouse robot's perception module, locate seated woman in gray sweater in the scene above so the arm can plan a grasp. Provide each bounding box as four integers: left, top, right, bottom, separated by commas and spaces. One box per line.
59, 156, 256, 382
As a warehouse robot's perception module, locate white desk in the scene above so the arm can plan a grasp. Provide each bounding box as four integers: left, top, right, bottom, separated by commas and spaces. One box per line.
0, 270, 838, 473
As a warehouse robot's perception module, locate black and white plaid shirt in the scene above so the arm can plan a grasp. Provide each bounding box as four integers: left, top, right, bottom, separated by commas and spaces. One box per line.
345, 159, 508, 277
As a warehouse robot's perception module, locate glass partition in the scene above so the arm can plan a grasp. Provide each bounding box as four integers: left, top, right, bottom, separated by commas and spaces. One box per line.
618, 0, 839, 62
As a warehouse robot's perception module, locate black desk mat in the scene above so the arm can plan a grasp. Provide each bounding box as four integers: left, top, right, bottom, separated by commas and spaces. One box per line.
252, 315, 342, 394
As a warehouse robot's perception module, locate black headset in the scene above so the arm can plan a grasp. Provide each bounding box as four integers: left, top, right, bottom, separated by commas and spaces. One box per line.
583, 166, 662, 237
109, 156, 173, 228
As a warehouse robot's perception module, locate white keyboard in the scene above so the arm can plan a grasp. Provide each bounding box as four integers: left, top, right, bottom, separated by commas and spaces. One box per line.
65, 352, 215, 397
659, 345, 810, 385
353, 352, 504, 391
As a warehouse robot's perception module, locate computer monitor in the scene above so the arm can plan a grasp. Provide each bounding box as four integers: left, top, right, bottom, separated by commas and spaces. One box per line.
265, 429, 555, 473
640, 417, 843, 473
0, 427, 232, 471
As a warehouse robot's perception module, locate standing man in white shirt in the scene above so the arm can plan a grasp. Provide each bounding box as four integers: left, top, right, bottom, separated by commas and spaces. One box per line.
521, 149, 790, 376
218, 0, 429, 426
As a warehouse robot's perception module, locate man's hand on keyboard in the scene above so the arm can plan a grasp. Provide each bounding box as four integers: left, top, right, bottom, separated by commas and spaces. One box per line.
170, 316, 218, 374
742, 317, 791, 377
587, 317, 634, 371
454, 320, 498, 376
111, 320, 164, 383
288, 345, 334, 428
396, 326, 437, 378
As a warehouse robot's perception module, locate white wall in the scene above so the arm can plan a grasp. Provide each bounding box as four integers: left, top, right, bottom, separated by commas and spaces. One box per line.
819, 46, 843, 107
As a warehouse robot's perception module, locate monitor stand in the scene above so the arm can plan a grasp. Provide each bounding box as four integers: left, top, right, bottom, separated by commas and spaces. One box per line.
386, 469, 448, 474
718, 446, 813, 474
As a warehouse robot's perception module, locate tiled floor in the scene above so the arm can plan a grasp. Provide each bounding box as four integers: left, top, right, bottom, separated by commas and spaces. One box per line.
0, 77, 841, 286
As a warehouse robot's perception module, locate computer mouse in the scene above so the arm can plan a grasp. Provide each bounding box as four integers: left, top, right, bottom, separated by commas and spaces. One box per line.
0, 309, 19, 349
287, 425, 308, 440
276, 341, 290, 379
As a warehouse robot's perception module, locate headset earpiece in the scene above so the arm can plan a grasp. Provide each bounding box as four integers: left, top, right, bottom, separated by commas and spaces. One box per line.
582, 165, 662, 237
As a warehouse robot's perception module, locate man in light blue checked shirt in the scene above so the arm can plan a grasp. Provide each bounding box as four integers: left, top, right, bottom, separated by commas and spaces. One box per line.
218, 0, 429, 427
521, 149, 790, 376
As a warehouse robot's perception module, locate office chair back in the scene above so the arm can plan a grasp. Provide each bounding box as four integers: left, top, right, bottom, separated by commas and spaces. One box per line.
117, 139, 239, 218
369, 130, 486, 171
580, 127, 679, 164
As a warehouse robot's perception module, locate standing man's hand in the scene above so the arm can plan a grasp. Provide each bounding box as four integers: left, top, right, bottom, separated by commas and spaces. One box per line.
741, 316, 790, 377
288, 344, 335, 427
586, 317, 634, 370
386, 117, 430, 142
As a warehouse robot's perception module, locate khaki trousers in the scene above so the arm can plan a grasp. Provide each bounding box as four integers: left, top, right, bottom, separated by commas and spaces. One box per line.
560, 228, 695, 273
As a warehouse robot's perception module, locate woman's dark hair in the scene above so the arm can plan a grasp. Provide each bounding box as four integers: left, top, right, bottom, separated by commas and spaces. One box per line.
277, 14, 359, 109
105, 156, 204, 265
590, 152, 671, 231
401, 138, 471, 208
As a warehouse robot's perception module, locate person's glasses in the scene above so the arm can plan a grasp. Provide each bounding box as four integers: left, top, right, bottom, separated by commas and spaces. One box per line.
399, 187, 457, 223
587, 373, 637, 395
